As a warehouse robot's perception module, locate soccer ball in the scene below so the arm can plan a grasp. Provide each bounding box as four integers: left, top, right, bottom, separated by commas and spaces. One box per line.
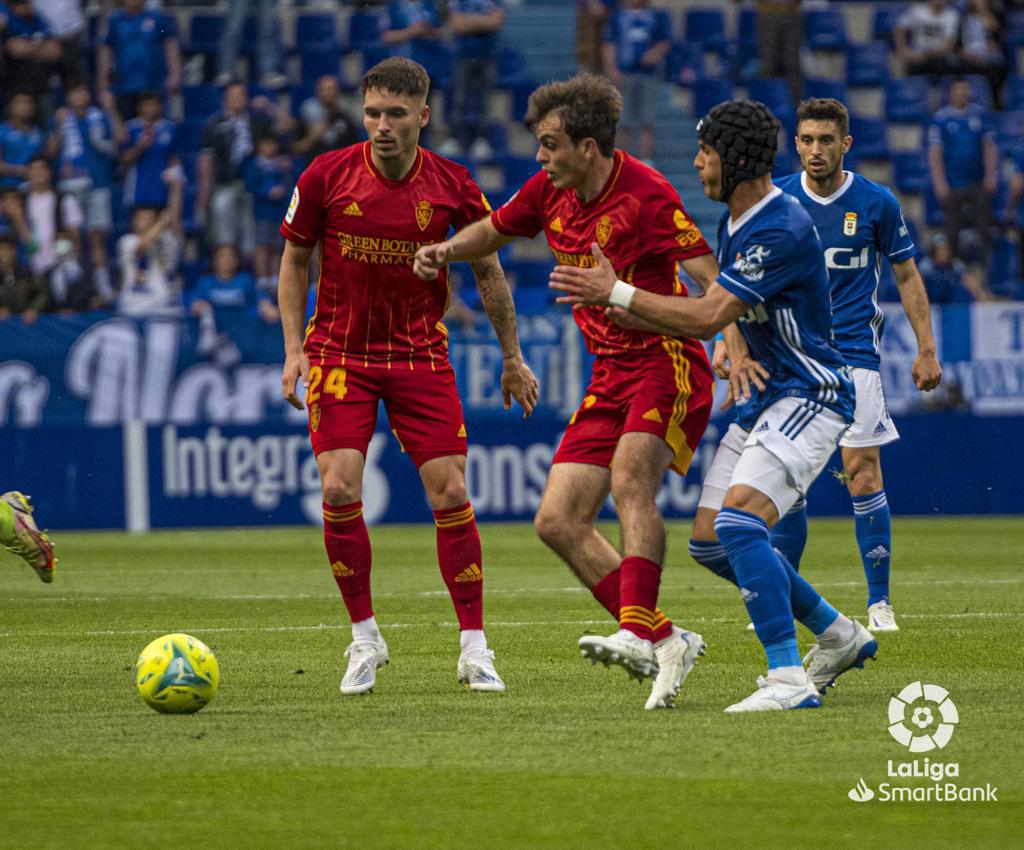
134, 633, 220, 714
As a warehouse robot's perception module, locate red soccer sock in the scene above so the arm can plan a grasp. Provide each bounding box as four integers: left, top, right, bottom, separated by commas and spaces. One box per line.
592, 567, 673, 641
323, 500, 374, 623
618, 556, 663, 641
434, 502, 484, 631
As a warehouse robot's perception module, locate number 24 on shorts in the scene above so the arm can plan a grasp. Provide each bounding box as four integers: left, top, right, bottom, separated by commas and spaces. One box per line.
306, 366, 348, 404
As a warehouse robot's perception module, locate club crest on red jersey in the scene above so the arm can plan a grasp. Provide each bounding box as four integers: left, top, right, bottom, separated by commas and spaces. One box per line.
415, 200, 434, 231
309, 403, 321, 432
596, 215, 612, 247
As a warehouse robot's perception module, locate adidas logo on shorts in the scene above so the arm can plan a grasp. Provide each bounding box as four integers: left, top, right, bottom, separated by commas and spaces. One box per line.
756, 421, 770, 432
642, 408, 663, 423
872, 421, 888, 435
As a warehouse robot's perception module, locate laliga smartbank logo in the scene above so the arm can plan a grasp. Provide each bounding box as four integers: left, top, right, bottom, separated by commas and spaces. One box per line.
847, 682, 998, 803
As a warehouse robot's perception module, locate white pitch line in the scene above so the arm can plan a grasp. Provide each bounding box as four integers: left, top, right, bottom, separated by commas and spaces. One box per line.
0, 612, 1020, 640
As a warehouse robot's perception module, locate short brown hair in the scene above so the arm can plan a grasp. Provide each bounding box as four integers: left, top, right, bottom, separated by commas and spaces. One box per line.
796, 98, 849, 138
361, 57, 430, 100
524, 74, 621, 157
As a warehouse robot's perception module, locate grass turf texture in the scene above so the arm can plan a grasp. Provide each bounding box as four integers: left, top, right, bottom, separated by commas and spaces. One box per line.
1, 518, 1020, 849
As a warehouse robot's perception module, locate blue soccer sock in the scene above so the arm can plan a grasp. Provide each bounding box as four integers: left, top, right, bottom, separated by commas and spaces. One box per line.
688, 539, 737, 585
853, 490, 892, 606
770, 497, 808, 571
714, 508, 800, 670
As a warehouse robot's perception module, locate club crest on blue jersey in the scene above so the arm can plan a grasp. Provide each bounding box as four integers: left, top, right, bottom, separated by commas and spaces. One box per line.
844, 212, 857, 236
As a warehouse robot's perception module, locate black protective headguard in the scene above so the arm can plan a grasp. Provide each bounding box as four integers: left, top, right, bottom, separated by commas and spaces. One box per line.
696, 100, 781, 202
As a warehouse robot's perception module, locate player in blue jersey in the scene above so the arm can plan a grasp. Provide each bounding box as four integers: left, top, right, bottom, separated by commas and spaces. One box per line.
767, 98, 942, 633
550, 100, 878, 712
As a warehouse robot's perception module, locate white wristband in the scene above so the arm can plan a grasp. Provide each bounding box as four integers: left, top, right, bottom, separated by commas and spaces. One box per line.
609, 279, 637, 309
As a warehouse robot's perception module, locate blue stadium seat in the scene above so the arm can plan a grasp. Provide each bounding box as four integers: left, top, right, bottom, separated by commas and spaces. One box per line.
348, 9, 383, 52
1006, 75, 1024, 111
188, 14, 225, 57
412, 40, 453, 89
509, 260, 554, 289
989, 238, 1022, 297
892, 152, 929, 194
177, 121, 206, 154
497, 46, 531, 89
803, 79, 848, 103
301, 47, 340, 83
772, 148, 797, 179
804, 8, 848, 51
684, 9, 728, 54
996, 111, 1024, 158
746, 78, 795, 130
182, 84, 222, 123
872, 6, 904, 43
849, 115, 889, 160
513, 286, 555, 316
289, 81, 317, 117
502, 155, 539, 189
737, 8, 758, 56
845, 42, 890, 88
665, 42, 704, 86
296, 14, 338, 48
693, 78, 733, 118
885, 77, 930, 123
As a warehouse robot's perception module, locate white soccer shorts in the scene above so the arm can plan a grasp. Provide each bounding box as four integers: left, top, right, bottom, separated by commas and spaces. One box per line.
697, 422, 749, 512
839, 367, 900, 448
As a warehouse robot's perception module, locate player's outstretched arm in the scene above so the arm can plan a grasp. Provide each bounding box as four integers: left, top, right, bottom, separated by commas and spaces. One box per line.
469, 253, 539, 417
413, 217, 512, 281
279, 240, 314, 410
549, 243, 748, 340
892, 257, 942, 391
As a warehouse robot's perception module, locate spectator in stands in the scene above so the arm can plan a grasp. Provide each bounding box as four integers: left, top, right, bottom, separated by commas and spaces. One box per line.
34, 0, 87, 91
439, 0, 506, 161
384, 1, 442, 59
918, 232, 992, 302
0, 188, 34, 253
191, 244, 277, 363
116, 172, 184, 317
292, 75, 361, 164
1, 0, 62, 124
98, 0, 181, 121
927, 77, 999, 273
23, 156, 83, 285
1006, 145, 1024, 279
0, 94, 45, 189
197, 82, 280, 254
0, 233, 50, 323
756, 0, 804, 108
119, 91, 180, 211
48, 227, 98, 311
894, 0, 960, 77
576, 1, 614, 75
959, 0, 1007, 107
244, 134, 293, 304
215, 0, 286, 89
52, 83, 121, 304
602, 0, 670, 164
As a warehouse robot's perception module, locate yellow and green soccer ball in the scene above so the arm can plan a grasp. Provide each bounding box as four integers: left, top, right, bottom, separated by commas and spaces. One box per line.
134, 633, 220, 714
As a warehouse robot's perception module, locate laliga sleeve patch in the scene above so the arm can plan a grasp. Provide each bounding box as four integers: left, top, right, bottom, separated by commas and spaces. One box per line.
285, 186, 299, 224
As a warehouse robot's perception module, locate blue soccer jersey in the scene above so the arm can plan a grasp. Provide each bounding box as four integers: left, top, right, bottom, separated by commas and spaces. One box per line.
776, 171, 916, 371
0, 122, 45, 189
716, 187, 854, 424
122, 117, 177, 207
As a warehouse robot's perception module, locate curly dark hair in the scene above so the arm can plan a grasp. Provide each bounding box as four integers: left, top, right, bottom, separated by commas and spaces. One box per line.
361, 56, 430, 100
796, 98, 849, 138
523, 74, 622, 157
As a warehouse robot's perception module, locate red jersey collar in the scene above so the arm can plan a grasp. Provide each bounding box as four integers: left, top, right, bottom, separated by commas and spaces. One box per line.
361, 141, 425, 187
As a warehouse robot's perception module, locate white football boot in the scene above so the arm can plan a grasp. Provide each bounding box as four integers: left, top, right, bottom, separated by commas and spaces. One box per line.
339, 637, 389, 695
579, 629, 659, 682
867, 601, 900, 633
803, 620, 879, 693
645, 629, 706, 710
724, 672, 822, 713
457, 647, 506, 692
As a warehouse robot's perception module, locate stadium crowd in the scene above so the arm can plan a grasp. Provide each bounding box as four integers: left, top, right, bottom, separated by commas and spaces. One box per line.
1, 0, 1023, 333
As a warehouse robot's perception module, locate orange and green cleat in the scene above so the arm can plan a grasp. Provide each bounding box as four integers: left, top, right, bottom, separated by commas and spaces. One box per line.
1, 491, 56, 583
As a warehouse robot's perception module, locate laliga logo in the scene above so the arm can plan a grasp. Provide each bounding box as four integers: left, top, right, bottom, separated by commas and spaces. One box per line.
888, 681, 959, 752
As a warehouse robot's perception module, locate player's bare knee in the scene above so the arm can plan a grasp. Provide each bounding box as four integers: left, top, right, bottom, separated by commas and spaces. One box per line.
610, 469, 656, 514
321, 477, 360, 506
844, 459, 883, 496
534, 505, 578, 548
424, 477, 469, 511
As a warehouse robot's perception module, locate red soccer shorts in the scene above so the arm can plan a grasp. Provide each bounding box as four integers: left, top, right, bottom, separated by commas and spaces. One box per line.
306, 360, 468, 467
554, 339, 713, 475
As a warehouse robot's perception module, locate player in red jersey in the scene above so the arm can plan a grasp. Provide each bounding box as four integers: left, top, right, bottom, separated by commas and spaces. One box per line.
278, 57, 538, 696
415, 74, 718, 709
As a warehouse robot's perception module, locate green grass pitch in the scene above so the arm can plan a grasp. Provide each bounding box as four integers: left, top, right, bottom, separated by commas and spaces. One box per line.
1, 518, 1021, 848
